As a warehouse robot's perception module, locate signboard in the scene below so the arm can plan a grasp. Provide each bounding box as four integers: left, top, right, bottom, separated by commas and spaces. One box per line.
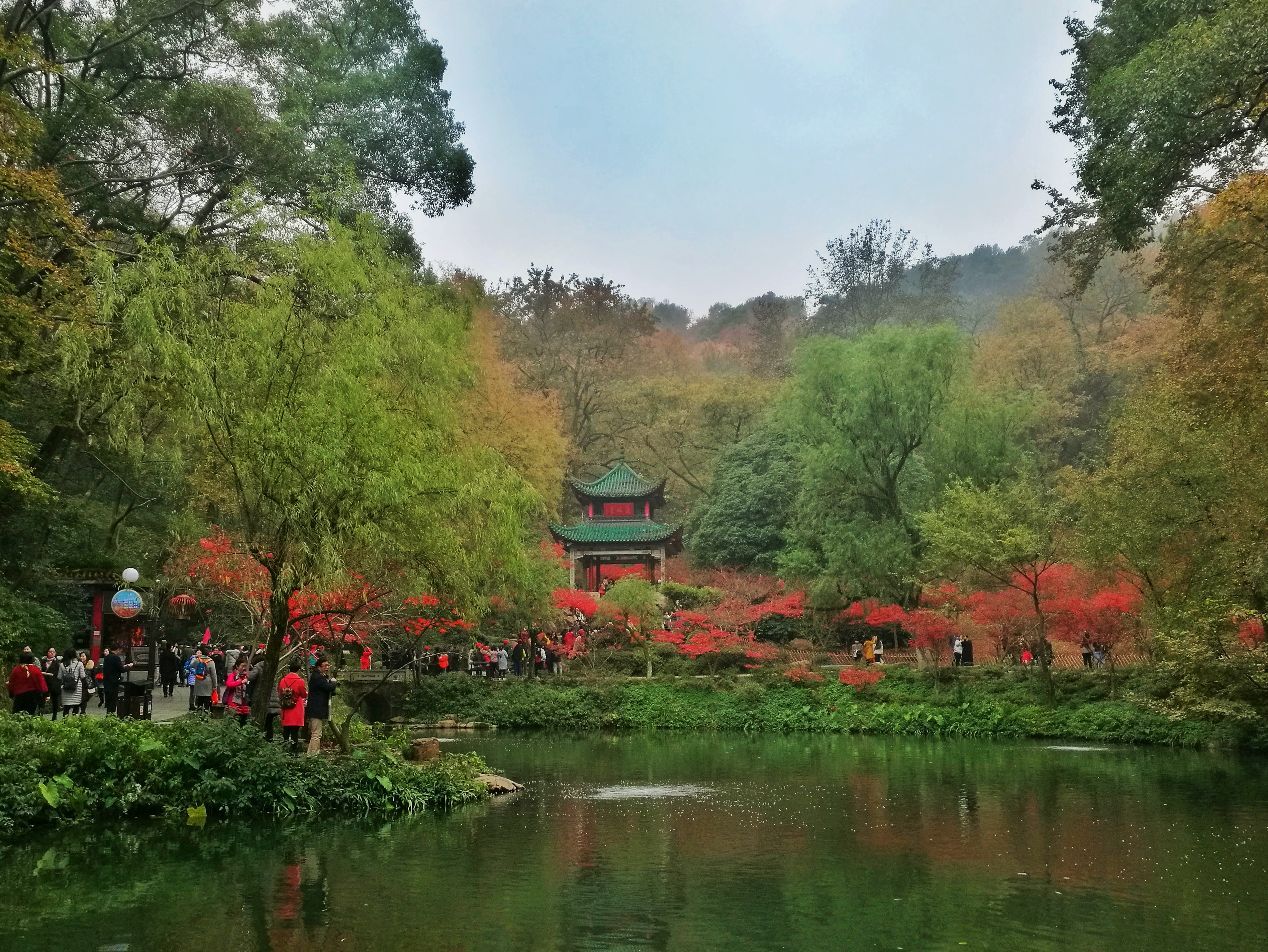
110, 589, 143, 619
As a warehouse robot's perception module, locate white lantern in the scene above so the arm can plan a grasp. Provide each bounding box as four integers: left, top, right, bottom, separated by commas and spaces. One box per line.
121, 567, 140, 585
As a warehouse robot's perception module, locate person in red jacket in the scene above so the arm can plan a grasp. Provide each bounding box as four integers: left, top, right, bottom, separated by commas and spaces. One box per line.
277, 659, 308, 755
7, 650, 48, 715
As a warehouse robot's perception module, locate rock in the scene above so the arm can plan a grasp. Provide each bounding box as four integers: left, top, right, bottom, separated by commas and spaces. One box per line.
436, 718, 458, 728
476, 773, 521, 795
406, 737, 441, 763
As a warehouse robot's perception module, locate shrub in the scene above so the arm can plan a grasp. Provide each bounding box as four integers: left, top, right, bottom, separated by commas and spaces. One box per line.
0, 713, 488, 835
838, 667, 885, 690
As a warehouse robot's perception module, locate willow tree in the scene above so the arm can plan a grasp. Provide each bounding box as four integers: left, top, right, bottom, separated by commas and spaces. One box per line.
118, 221, 547, 721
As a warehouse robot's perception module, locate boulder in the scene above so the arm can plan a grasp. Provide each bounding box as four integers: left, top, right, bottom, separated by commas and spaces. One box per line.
406, 737, 441, 763
476, 773, 521, 795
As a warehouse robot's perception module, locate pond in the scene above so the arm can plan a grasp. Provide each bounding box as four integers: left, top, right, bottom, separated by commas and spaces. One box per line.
2, 733, 1266, 951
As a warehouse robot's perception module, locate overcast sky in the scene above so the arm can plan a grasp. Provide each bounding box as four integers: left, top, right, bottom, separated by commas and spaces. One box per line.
409, 1, 1096, 315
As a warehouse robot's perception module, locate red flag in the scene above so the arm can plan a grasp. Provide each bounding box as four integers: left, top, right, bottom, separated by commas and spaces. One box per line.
201, 627, 211, 645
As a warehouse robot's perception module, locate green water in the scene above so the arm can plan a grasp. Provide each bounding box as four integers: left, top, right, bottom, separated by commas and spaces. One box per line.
2, 733, 1266, 951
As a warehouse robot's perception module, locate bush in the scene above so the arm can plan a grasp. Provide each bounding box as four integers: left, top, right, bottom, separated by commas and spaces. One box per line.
661, 581, 723, 610
400, 668, 1261, 748
0, 713, 488, 835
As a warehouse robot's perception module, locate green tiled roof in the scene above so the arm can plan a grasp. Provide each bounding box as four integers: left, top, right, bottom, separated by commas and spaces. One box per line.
550, 520, 681, 545
568, 462, 665, 500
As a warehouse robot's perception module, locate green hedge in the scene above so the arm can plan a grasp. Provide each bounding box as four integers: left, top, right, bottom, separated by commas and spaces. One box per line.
402, 669, 1263, 749
0, 714, 489, 834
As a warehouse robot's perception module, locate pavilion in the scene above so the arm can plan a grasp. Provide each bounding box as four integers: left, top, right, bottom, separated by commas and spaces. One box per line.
549, 461, 682, 591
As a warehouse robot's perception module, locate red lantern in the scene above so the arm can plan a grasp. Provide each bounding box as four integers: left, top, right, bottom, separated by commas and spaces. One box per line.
168, 593, 197, 619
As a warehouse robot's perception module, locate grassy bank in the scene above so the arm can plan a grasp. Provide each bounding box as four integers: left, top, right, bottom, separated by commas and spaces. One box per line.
0, 714, 489, 835
402, 667, 1267, 750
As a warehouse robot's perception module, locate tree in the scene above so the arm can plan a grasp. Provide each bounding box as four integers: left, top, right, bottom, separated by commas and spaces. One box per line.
779, 326, 977, 603
0, 0, 473, 242
686, 425, 800, 571
494, 266, 655, 461
1040, 0, 1268, 285
613, 372, 775, 508
920, 473, 1069, 700
459, 303, 567, 510
130, 223, 548, 723
597, 577, 663, 677
805, 220, 958, 334
639, 299, 692, 331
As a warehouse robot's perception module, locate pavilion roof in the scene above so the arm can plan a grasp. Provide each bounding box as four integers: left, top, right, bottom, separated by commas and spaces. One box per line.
549, 520, 682, 546
568, 461, 665, 501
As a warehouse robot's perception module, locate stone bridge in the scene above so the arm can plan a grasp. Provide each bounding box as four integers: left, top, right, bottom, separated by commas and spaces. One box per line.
340, 669, 415, 723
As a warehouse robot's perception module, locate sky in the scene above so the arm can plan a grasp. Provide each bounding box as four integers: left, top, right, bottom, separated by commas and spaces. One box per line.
409, 0, 1097, 316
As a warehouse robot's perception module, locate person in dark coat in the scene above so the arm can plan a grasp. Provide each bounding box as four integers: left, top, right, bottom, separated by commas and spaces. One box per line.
101, 647, 132, 716
158, 644, 179, 698
305, 659, 337, 756
40, 648, 62, 719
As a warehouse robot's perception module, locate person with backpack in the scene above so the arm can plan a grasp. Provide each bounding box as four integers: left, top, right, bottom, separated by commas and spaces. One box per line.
278, 659, 308, 755
7, 650, 47, 715
57, 648, 86, 716
40, 647, 62, 719
187, 648, 218, 711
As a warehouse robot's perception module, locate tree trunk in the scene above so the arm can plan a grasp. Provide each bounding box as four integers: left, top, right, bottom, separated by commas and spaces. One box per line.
251, 580, 295, 727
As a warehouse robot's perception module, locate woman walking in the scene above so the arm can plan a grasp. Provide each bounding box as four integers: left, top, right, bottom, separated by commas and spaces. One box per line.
58, 649, 86, 716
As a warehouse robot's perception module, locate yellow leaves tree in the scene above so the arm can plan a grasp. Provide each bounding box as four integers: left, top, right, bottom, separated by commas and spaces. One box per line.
460, 304, 567, 514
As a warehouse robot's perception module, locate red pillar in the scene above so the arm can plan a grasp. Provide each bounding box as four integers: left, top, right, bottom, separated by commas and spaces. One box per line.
90, 591, 104, 662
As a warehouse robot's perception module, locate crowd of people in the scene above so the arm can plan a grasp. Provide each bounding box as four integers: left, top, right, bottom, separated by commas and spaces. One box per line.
6, 639, 340, 756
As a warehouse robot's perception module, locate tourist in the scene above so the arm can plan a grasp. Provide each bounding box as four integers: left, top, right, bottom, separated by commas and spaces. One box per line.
188, 648, 218, 711
850, 639, 862, 662
863, 636, 875, 665
158, 643, 179, 697
1081, 641, 1093, 668
306, 658, 337, 755
953, 636, 964, 667
874, 635, 885, 664
496, 646, 509, 678
58, 648, 86, 717
7, 650, 47, 715
41, 647, 62, 719
224, 658, 252, 725
226, 643, 246, 671
79, 652, 95, 714
437, 652, 449, 675
278, 659, 308, 754
1092, 643, 1107, 668
210, 645, 227, 682
101, 645, 132, 715
360, 647, 372, 671
1020, 647, 1034, 666
183, 648, 199, 710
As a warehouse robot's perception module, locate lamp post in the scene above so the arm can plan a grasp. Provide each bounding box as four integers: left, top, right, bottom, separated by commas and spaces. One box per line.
112, 567, 154, 719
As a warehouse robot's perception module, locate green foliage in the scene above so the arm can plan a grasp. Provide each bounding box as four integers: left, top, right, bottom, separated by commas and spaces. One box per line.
0, 581, 75, 663
778, 325, 1027, 602
1043, 0, 1268, 282
687, 425, 800, 570
0, 714, 488, 835
660, 581, 724, 610
401, 668, 1255, 747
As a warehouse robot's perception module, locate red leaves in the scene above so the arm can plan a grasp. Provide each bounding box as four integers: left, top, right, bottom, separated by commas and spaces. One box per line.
551, 588, 598, 618
838, 667, 885, 690
1236, 617, 1265, 647
784, 666, 825, 683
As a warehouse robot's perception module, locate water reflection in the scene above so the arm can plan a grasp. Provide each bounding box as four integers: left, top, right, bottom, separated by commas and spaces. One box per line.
0, 734, 1265, 952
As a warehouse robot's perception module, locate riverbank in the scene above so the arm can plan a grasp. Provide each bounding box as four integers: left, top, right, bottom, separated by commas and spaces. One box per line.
0, 713, 490, 835
401, 667, 1267, 750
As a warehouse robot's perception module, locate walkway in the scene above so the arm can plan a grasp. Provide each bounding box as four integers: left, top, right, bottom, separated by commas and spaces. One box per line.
79, 687, 190, 723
